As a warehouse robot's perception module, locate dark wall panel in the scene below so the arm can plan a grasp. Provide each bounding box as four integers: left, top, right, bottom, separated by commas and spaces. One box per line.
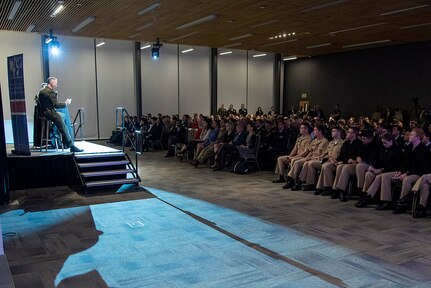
284, 41, 431, 118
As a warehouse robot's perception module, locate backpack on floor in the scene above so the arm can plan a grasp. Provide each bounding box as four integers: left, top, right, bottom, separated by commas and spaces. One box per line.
230, 161, 250, 174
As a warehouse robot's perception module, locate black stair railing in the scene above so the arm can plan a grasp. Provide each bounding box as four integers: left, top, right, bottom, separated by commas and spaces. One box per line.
72, 107, 85, 141
115, 107, 139, 173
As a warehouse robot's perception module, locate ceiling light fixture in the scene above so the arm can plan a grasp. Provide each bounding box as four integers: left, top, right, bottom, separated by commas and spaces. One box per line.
283, 56, 297, 61
329, 22, 386, 35
51, 1, 65, 17
380, 4, 429, 16
136, 23, 154, 31
169, 31, 199, 42
220, 51, 233, 55
253, 53, 267, 58
400, 22, 431, 29
26, 24, 35, 33
250, 20, 279, 28
221, 42, 242, 48
342, 39, 391, 49
262, 39, 298, 47
302, 0, 349, 13
270, 32, 295, 39
138, 3, 161, 16
182, 48, 194, 53
176, 14, 218, 30
229, 33, 253, 41
72, 16, 96, 32
129, 33, 140, 39
7, 1, 22, 20
96, 39, 105, 47
307, 43, 331, 49
141, 44, 151, 49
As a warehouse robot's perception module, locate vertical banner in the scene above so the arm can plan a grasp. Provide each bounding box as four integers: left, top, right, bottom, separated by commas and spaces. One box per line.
0, 82, 10, 204
7, 54, 31, 156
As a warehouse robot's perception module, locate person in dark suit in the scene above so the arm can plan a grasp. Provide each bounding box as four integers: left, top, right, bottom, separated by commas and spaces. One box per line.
213, 123, 247, 170
227, 104, 237, 116
392, 125, 405, 147
217, 104, 227, 117
142, 117, 164, 151
38, 77, 83, 152
238, 104, 248, 116
355, 133, 404, 208
379, 128, 430, 214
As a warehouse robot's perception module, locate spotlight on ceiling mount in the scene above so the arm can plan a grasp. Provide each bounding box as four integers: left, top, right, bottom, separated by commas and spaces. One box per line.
151, 38, 163, 60
50, 39, 60, 56
44, 29, 61, 56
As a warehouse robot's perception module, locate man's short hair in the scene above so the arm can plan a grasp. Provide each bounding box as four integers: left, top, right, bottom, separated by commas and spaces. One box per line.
47, 77, 56, 84
315, 125, 326, 134
412, 128, 424, 140
381, 133, 394, 142
349, 126, 360, 137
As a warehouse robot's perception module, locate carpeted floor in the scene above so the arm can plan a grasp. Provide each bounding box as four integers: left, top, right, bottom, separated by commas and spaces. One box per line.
2, 143, 431, 287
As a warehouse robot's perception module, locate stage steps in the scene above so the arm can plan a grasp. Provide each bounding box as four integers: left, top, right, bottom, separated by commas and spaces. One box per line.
74, 152, 141, 192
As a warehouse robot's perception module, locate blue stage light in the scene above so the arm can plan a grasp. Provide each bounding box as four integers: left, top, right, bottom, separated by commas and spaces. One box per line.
50, 40, 60, 56
151, 47, 159, 60
151, 38, 162, 60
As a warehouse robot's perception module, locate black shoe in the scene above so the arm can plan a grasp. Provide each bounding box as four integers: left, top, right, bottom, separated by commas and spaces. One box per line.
70, 145, 84, 153
356, 192, 367, 202
355, 195, 371, 208
303, 185, 316, 191
330, 190, 340, 199
272, 176, 286, 183
393, 204, 407, 214
376, 202, 392, 211
339, 191, 349, 202
291, 183, 302, 191
413, 205, 427, 218
314, 189, 323, 195
282, 181, 294, 189
321, 189, 333, 196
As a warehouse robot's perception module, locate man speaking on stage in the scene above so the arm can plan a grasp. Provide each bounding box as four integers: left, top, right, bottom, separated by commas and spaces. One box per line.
38, 77, 83, 153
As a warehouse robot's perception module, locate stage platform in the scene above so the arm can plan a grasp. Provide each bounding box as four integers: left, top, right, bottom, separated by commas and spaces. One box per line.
6, 141, 122, 191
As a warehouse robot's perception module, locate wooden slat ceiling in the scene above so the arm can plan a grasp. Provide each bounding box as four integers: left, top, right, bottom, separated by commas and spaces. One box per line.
1, 0, 431, 57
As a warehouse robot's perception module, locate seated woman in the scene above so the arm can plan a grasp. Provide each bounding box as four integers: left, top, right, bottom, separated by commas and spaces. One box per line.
195, 120, 219, 156
210, 121, 235, 168
178, 117, 211, 160
191, 121, 226, 167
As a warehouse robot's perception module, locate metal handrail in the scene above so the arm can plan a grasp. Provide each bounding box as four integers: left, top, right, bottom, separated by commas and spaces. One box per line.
115, 107, 138, 172
72, 107, 85, 141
